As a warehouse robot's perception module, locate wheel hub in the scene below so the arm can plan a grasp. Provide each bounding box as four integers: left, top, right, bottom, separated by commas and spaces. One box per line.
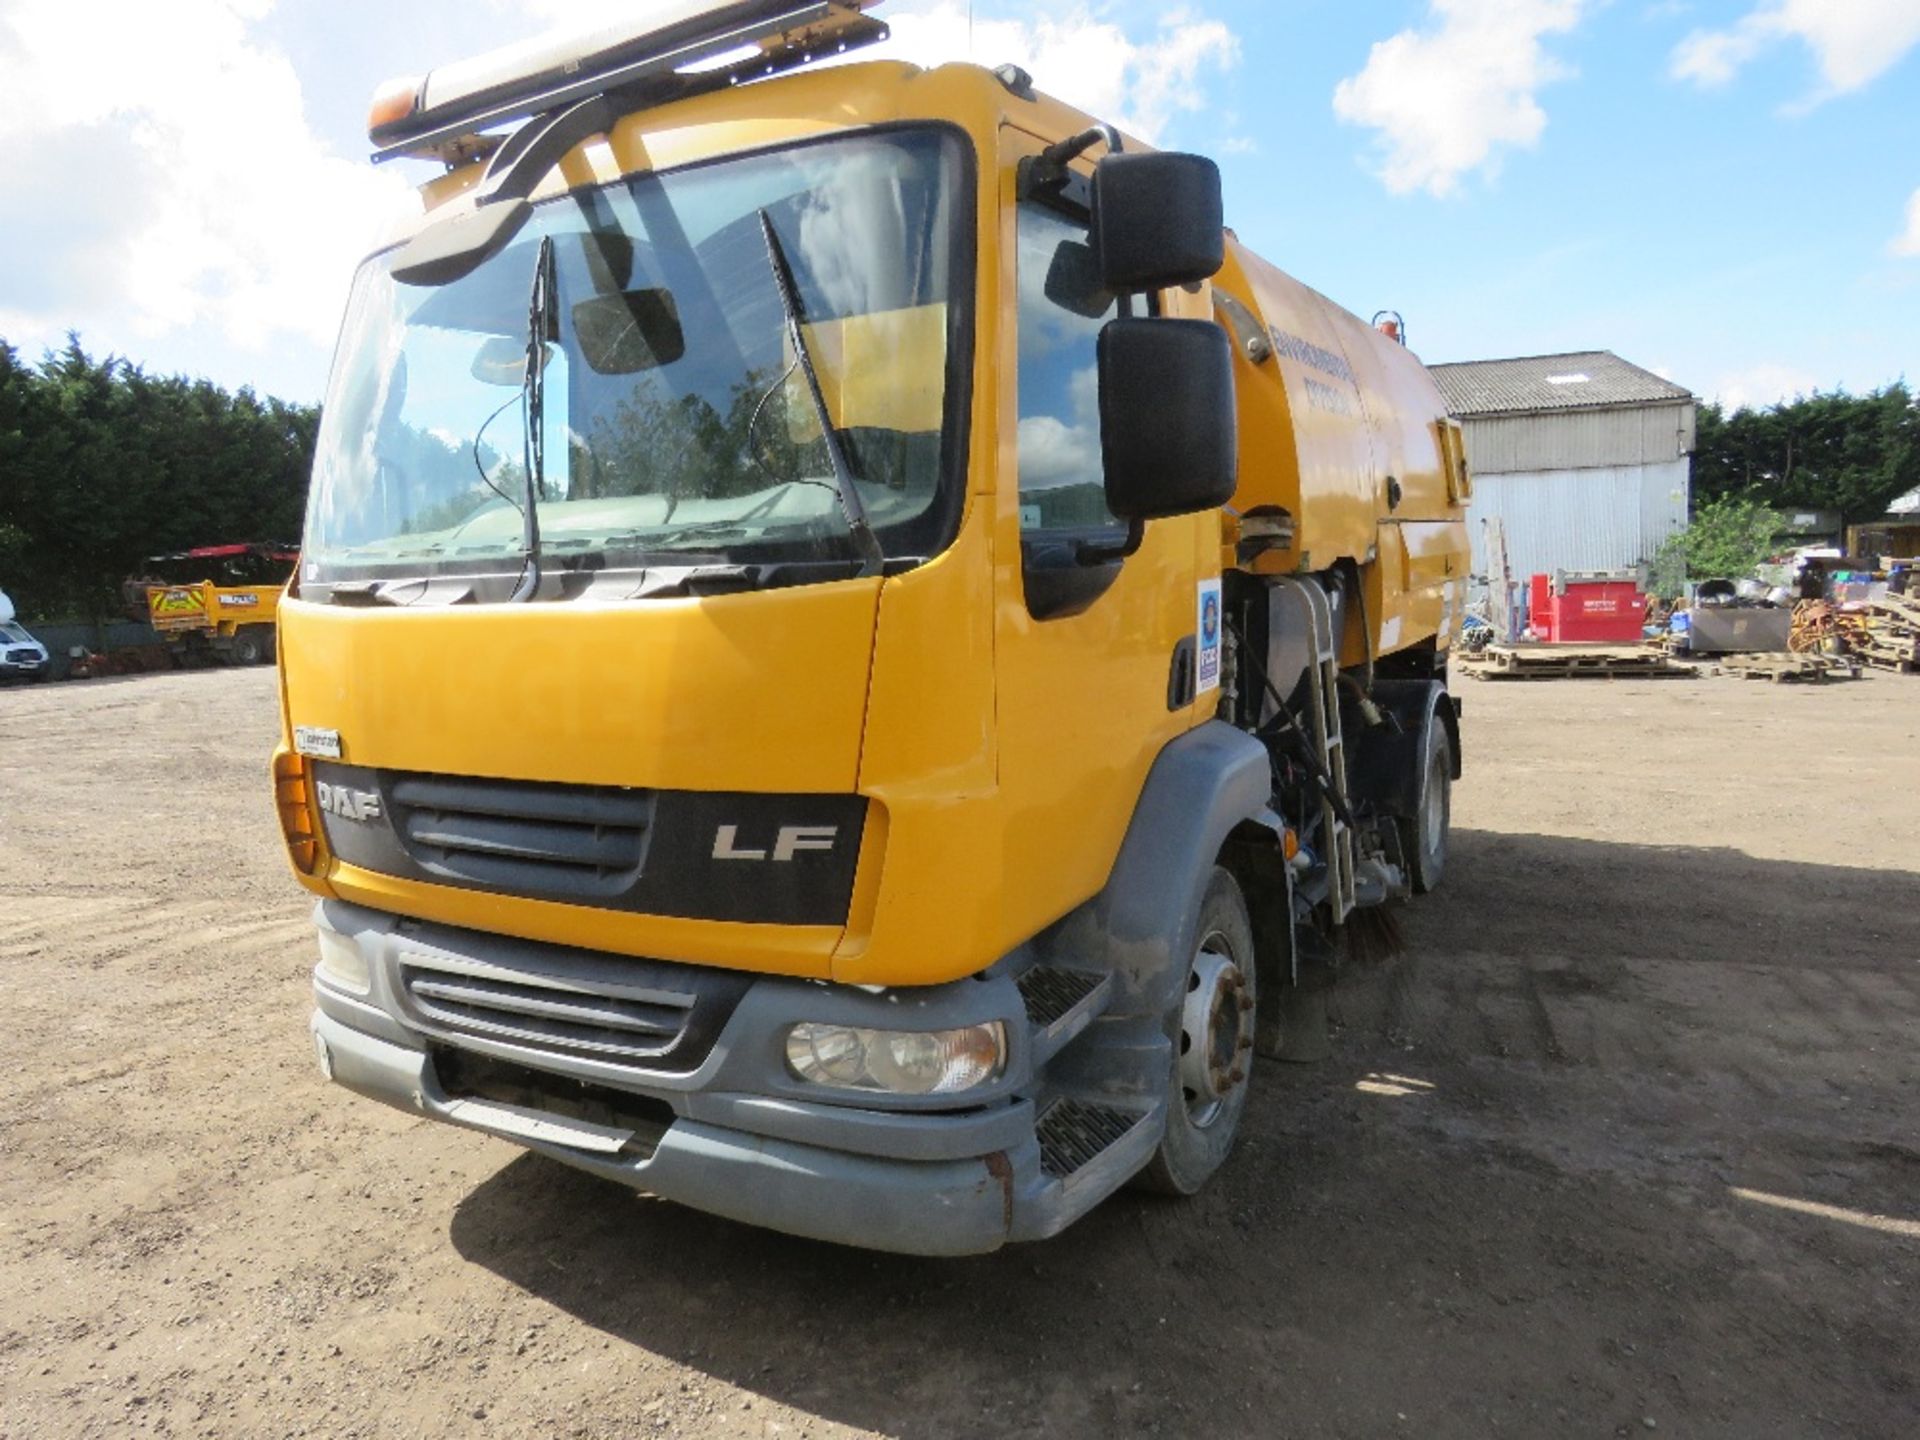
1179, 941, 1253, 1127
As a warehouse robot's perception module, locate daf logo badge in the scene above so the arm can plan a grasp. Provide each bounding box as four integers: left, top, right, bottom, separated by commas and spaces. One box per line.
316, 782, 383, 824
712, 825, 838, 862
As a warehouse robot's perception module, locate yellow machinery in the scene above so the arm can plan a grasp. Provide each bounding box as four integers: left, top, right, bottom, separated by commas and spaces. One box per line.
130, 544, 294, 665
280, 0, 1469, 1253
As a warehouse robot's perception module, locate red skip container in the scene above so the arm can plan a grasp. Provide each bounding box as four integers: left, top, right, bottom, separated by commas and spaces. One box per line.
1528, 572, 1648, 644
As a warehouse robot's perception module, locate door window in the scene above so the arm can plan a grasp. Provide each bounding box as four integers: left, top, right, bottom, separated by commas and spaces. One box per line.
1014, 202, 1124, 540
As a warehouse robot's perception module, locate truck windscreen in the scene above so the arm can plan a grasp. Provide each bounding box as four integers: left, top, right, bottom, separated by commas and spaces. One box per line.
304, 127, 970, 598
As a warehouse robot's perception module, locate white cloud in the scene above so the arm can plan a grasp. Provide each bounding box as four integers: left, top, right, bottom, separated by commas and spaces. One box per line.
0, 0, 413, 367
495, 1, 1238, 144
1671, 1, 1920, 102
494, 0, 667, 25
841, 2, 1238, 144
1332, 1, 1587, 198
1015, 362, 1102, 491
1713, 363, 1820, 411
1892, 188, 1920, 258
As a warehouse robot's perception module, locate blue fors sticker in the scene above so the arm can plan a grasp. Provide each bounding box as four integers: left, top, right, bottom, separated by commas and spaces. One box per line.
1197, 579, 1222, 694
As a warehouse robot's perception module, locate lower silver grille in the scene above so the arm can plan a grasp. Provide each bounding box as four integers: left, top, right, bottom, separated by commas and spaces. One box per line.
399, 953, 694, 1068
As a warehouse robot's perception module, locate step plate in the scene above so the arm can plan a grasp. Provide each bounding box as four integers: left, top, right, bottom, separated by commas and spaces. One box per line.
1037, 1098, 1145, 1181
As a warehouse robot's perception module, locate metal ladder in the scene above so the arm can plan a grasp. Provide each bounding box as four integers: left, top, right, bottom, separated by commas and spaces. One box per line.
1280, 578, 1357, 924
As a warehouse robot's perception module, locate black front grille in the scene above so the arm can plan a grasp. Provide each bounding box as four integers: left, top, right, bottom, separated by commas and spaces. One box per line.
386, 772, 652, 902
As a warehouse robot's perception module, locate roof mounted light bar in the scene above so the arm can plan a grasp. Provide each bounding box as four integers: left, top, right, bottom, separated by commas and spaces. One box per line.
369, 0, 890, 164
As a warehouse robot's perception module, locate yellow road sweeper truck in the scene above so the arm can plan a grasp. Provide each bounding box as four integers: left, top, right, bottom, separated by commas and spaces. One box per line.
278, 0, 1471, 1254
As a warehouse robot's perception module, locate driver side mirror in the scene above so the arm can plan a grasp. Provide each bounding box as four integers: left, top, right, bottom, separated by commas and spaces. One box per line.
1091, 152, 1225, 293
1098, 317, 1238, 523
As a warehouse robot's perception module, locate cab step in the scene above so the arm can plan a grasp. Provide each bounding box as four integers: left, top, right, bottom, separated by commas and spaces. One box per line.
1018, 964, 1113, 1067
1036, 1097, 1152, 1182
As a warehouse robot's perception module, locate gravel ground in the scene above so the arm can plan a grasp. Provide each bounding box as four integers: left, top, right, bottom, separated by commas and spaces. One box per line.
1, 665, 1916, 1439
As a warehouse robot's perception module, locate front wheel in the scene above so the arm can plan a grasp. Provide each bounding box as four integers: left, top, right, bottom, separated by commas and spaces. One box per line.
1137, 866, 1257, 1196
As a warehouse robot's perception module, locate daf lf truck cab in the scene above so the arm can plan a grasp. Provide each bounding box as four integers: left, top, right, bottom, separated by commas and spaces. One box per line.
281, 0, 1470, 1254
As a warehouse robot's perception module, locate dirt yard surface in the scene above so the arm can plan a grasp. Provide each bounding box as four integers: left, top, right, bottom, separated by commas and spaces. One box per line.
2, 667, 1917, 1439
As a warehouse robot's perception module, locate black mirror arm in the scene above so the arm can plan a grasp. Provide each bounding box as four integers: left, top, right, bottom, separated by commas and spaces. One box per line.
1021, 126, 1163, 321
1027, 125, 1134, 318
389, 94, 616, 287
1044, 123, 1121, 168
1036, 123, 1121, 197
476, 94, 615, 207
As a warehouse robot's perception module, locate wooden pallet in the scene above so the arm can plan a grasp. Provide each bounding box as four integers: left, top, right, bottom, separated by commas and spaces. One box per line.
1874, 593, 1920, 628
1854, 596, 1920, 673
1719, 652, 1860, 683
1860, 653, 1920, 675
1460, 644, 1695, 681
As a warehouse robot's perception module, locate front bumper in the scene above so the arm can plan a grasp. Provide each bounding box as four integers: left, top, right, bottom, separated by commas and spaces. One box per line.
0, 656, 48, 681
308, 899, 1160, 1255
311, 1009, 1023, 1255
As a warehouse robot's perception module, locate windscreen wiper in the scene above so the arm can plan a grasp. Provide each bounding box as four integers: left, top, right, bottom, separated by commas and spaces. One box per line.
754, 210, 886, 577
509, 234, 555, 603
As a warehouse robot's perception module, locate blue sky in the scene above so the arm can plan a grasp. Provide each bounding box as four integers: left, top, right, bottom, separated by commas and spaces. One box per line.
1, 0, 1914, 409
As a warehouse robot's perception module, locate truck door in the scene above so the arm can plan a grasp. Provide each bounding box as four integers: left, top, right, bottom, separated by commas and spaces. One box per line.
990, 126, 1211, 947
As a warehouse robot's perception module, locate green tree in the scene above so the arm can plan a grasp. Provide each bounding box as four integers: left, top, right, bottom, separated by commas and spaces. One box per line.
1659, 495, 1782, 581
0, 335, 319, 619
1693, 384, 1919, 522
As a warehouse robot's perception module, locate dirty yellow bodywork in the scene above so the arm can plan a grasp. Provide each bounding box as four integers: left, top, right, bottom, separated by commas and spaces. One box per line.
1212, 239, 1471, 668
276, 60, 1467, 990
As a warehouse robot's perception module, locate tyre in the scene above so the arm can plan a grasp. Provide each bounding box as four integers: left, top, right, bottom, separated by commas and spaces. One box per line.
1137, 866, 1257, 1196
261, 629, 278, 665
1403, 715, 1452, 895
230, 630, 264, 666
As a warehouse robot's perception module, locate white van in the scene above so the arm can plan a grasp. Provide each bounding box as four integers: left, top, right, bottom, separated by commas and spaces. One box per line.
0, 590, 52, 683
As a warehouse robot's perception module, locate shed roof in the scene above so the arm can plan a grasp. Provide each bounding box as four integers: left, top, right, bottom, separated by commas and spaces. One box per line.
1427, 351, 1693, 418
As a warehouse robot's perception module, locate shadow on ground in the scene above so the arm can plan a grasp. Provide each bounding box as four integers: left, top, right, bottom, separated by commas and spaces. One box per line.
448, 830, 1920, 1439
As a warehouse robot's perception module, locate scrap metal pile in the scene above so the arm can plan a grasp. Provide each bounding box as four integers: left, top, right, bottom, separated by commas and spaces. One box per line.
1793, 595, 1920, 674
1790, 600, 1842, 654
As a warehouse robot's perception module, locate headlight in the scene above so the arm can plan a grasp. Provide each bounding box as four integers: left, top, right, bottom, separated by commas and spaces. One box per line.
784, 1021, 1006, 1095
314, 928, 371, 995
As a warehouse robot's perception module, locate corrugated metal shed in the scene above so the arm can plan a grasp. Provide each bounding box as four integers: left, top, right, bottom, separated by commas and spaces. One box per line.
1469, 462, 1690, 586
1460, 403, 1694, 473
1428, 351, 1692, 418
1427, 349, 1696, 590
